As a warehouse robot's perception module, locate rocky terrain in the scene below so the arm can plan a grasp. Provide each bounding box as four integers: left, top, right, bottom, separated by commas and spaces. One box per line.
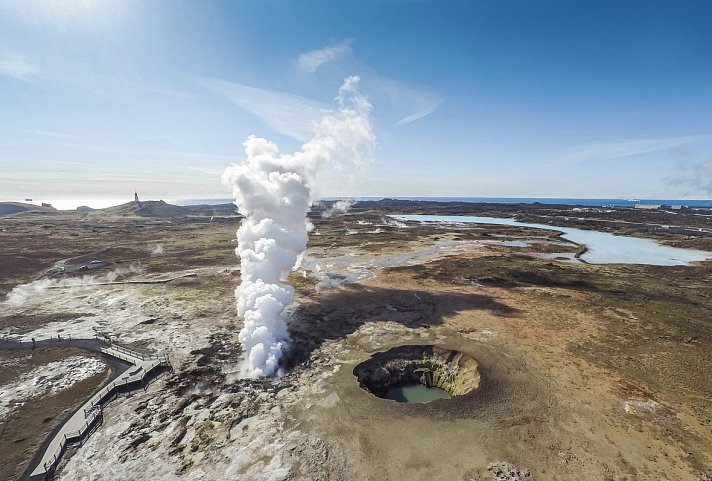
353, 345, 481, 398
0, 200, 711, 481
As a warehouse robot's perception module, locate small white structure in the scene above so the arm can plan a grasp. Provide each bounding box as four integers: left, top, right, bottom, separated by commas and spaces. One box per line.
634, 204, 661, 210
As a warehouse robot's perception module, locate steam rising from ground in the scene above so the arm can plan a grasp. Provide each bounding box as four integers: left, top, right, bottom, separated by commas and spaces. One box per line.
222, 76, 374, 377
3, 265, 144, 307
322, 199, 355, 218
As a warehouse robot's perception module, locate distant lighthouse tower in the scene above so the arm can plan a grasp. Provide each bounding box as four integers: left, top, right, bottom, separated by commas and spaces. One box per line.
134, 192, 139, 203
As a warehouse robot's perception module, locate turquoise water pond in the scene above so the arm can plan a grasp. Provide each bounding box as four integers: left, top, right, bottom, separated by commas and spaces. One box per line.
391, 214, 712, 266
385, 384, 452, 403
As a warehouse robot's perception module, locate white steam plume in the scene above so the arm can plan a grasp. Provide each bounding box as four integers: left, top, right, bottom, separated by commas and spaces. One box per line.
322, 199, 355, 218
222, 76, 375, 377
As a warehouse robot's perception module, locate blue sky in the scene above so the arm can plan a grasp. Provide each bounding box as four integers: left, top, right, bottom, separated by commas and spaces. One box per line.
1, 0, 712, 206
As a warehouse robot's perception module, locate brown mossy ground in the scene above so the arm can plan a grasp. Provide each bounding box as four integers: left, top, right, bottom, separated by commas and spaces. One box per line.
1, 203, 711, 480
0, 349, 110, 481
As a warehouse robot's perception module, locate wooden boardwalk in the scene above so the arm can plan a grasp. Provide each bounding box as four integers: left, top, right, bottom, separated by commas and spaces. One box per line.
27, 342, 170, 480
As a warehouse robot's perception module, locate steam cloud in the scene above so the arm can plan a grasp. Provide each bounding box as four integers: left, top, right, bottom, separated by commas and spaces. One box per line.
3, 264, 145, 307
322, 199, 355, 218
222, 76, 375, 377
667, 159, 712, 196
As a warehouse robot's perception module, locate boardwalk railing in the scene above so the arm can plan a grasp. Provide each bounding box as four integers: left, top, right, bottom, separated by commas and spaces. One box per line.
42, 408, 103, 478
105, 342, 169, 363
35, 340, 171, 480
2, 334, 169, 366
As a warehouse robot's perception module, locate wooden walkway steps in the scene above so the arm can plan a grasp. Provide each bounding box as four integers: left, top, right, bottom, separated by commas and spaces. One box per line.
27, 342, 170, 480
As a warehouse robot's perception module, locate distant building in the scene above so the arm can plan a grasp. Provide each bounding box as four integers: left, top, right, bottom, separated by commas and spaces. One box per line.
134, 192, 140, 202
41, 202, 53, 208
634, 204, 661, 210
25, 198, 32, 202
669, 205, 683, 210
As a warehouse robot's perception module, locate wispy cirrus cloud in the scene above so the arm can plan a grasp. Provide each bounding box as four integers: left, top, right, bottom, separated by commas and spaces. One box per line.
199, 78, 327, 141
0, 0, 131, 30
0, 53, 39, 81
17, 132, 241, 163
377, 77, 442, 126
187, 166, 225, 176
295, 40, 442, 126
297, 40, 352, 73
557, 134, 709, 164
22, 129, 86, 140
395, 105, 441, 126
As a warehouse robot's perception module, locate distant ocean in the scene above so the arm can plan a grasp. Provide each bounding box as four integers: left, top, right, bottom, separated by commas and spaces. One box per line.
6, 196, 712, 210
177, 197, 712, 208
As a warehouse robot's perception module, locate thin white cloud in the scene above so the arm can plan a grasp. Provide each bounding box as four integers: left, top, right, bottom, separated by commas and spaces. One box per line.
297, 40, 441, 125
23, 129, 86, 140
199, 78, 327, 141
19, 135, 241, 163
557, 135, 709, 164
48, 69, 197, 100
0, 0, 130, 30
395, 101, 442, 125
187, 166, 224, 176
377, 78, 442, 126
1, 168, 228, 200
0, 53, 39, 81
121, 147, 238, 161
297, 40, 352, 73
107, 77, 198, 100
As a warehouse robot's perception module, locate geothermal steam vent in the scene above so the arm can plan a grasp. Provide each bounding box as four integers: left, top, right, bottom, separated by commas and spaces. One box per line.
353, 345, 480, 403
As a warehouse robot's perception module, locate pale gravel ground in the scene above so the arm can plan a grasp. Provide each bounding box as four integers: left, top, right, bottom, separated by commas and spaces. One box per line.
0, 263, 311, 481
0, 267, 235, 362
55, 354, 338, 481
4, 213, 711, 480
0, 355, 106, 421
1, 245, 509, 481
9, 235, 692, 481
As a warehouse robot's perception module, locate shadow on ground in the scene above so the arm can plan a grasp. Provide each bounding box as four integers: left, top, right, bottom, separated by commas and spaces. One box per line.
284, 284, 518, 368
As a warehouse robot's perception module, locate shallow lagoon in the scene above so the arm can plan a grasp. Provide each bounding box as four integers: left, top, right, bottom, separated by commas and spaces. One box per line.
392, 214, 712, 266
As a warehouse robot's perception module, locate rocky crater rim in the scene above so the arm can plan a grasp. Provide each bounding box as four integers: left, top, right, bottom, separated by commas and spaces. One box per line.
353, 345, 481, 400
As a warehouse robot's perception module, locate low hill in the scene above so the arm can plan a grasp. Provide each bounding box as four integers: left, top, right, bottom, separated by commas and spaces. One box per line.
103, 200, 190, 218
0, 202, 57, 216
183, 203, 239, 216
